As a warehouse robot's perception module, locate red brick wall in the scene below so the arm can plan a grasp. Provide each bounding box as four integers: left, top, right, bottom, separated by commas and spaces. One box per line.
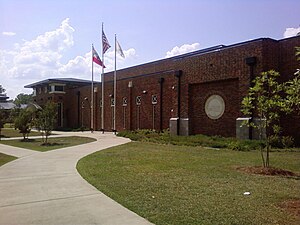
30, 36, 300, 140
278, 37, 300, 144
99, 70, 177, 131
189, 79, 239, 137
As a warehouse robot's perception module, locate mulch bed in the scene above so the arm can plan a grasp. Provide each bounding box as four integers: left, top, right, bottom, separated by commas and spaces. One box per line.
236, 166, 299, 177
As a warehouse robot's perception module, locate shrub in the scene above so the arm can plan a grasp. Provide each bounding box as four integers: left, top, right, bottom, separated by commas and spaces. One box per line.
269, 135, 283, 148
117, 130, 265, 151
269, 135, 295, 149
281, 136, 294, 148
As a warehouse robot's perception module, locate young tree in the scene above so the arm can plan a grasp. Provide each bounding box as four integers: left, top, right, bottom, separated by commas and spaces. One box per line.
241, 70, 286, 168
36, 102, 57, 145
285, 47, 300, 115
14, 109, 34, 140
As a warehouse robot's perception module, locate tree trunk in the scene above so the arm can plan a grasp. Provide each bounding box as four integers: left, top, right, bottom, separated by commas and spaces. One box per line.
266, 140, 270, 168
260, 146, 266, 168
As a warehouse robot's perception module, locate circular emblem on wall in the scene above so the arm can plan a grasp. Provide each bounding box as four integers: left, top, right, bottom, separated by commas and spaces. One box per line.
205, 95, 225, 120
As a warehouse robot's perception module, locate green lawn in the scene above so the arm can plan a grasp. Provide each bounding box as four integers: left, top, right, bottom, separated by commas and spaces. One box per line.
0, 152, 17, 167
1, 136, 96, 151
77, 142, 300, 225
0, 128, 41, 138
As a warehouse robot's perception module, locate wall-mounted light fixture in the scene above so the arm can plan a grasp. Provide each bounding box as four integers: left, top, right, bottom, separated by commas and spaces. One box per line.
142, 90, 147, 94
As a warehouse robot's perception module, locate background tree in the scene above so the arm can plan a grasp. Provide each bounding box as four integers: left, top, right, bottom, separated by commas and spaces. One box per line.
36, 102, 57, 145
8, 107, 21, 125
0, 109, 5, 140
14, 109, 34, 141
241, 70, 287, 168
0, 85, 5, 94
14, 93, 33, 106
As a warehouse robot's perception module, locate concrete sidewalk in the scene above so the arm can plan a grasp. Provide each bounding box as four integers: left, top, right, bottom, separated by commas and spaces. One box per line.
0, 132, 153, 225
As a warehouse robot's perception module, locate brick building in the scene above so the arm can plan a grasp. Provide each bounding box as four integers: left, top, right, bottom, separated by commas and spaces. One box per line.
25, 36, 300, 141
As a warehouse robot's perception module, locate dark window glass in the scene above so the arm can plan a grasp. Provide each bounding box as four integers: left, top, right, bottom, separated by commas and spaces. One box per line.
55, 86, 64, 92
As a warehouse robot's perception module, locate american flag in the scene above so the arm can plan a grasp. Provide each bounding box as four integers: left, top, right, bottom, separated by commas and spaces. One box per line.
102, 30, 111, 54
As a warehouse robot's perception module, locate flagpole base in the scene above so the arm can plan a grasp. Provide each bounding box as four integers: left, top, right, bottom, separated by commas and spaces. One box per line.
112, 129, 117, 135
100, 128, 105, 134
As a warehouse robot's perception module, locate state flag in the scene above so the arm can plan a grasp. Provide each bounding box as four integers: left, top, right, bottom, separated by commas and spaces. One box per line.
117, 40, 125, 58
92, 46, 105, 68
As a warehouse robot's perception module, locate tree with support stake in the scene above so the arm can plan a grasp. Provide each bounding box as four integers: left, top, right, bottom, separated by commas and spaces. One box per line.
241, 70, 287, 168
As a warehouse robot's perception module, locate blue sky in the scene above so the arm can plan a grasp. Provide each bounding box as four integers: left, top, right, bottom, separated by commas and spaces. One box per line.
1, 0, 299, 99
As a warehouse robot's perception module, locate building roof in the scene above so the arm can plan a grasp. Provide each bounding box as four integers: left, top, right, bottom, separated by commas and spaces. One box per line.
0, 102, 16, 110
0, 93, 9, 102
24, 78, 99, 88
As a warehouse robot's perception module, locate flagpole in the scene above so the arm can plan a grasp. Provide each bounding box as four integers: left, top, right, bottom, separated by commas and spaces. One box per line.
101, 23, 105, 133
101, 23, 104, 134
113, 34, 117, 134
91, 44, 94, 132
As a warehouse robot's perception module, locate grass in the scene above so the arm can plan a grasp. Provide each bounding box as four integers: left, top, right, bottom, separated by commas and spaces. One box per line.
0, 136, 96, 151
0, 152, 17, 167
3, 123, 14, 128
77, 142, 300, 225
0, 128, 41, 138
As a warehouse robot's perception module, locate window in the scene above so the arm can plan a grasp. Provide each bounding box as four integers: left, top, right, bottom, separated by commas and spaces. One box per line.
44, 86, 48, 93
136, 96, 141, 105
122, 97, 128, 106
54, 86, 64, 92
49, 84, 66, 93
152, 95, 158, 105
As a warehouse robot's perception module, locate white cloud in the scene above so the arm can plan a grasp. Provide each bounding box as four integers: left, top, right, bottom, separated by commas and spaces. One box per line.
4, 18, 75, 79
1, 17, 137, 99
1, 18, 75, 99
2, 31, 16, 36
6, 18, 74, 79
59, 48, 137, 81
283, 27, 300, 38
59, 51, 92, 79
165, 43, 200, 58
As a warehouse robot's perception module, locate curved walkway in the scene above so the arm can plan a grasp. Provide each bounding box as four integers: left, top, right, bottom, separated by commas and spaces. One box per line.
0, 132, 153, 225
